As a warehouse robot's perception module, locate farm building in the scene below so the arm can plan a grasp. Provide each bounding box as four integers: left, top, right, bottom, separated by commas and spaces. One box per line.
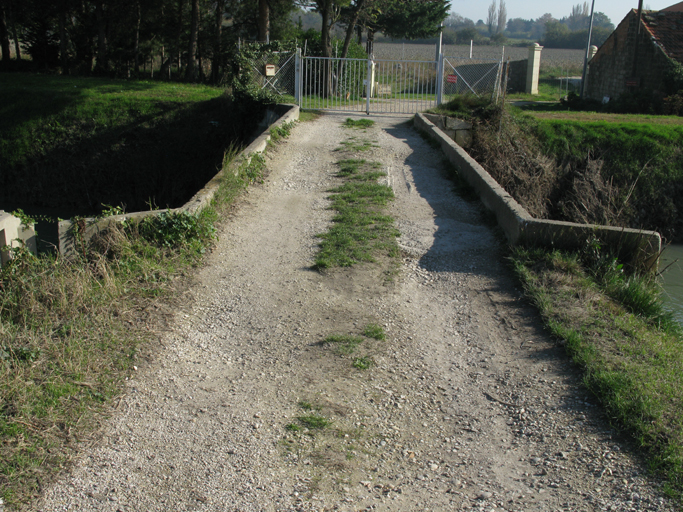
584, 2, 683, 101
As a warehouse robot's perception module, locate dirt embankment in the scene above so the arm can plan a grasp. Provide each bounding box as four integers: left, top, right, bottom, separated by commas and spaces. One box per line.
468, 109, 683, 243
31, 114, 674, 512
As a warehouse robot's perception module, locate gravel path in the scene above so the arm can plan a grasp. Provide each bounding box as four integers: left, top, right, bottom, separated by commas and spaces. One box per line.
32, 114, 675, 512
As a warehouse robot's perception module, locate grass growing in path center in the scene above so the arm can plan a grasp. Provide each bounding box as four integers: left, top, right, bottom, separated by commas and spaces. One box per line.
315, 144, 399, 269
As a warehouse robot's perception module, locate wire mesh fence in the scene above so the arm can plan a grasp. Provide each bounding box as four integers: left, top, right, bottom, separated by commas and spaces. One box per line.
245, 51, 297, 98
441, 58, 502, 99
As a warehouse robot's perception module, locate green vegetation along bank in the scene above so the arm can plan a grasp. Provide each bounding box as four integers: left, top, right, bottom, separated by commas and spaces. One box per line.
455, 101, 683, 243
0, 73, 268, 219
0, 73, 281, 508
512, 245, 683, 500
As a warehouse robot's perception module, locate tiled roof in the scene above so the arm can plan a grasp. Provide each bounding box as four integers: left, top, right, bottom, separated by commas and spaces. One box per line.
641, 10, 683, 63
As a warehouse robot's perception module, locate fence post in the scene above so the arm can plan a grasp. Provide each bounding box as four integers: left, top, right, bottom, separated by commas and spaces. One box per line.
0, 211, 37, 267
366, 57, 374, 115
294, 48, 302, 105
436, 53, 444, 106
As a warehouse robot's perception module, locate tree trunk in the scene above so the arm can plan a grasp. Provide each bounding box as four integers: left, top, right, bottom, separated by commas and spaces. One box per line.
320, 0, 332, 59
184, 0, 198, 80
211, 0, 224, 83
258, 0, 269, 42
0, 3, 11, 63
134, 0, 141, 73
7, 1, 20, 60
341, 0, 365, 60
366, 29, 374, 56
94, 1, 108, 73
59, 6, 68, 72
176, 0, 183, 75
320, 0, 333, 97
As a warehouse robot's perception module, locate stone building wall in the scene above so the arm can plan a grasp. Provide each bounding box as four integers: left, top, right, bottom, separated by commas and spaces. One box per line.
585, 10, 675, 100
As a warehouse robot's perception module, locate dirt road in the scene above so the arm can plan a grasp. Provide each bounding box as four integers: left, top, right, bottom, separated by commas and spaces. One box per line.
33, 114, 674, 511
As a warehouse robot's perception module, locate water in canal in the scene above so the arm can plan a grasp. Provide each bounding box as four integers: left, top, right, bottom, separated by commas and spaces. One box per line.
660, 245, 683, 324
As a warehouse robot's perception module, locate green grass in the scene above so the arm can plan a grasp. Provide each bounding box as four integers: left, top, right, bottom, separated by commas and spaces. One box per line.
363, 323, 385, 341
0, 73, 223, 169
322, 334, 365, 355
0, 74, 265, 221
269, 120, 295, 143
343, 118, 375, 129
352, 356, 374, 370
506, 80, 569, 102
336, 137, 379, 152
316, 132, 399, 269
511, 246, 683, 500
297, 414, 331, 430
336, 159, 385, 181
315, 180, 399, 268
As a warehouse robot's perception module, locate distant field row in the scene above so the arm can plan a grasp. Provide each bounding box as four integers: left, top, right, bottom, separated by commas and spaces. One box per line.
373, 43, 584, 71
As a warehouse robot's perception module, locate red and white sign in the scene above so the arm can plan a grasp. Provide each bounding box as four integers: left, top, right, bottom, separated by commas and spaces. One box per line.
447, 74, 458, 84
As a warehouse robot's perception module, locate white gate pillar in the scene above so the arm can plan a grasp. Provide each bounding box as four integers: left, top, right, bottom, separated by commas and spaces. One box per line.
526, 43, 543, 95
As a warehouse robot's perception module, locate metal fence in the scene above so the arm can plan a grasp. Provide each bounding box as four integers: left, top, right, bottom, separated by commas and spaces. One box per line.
441, 57, 502, 99
240, 48, 504, 113
246, 51, 297, 98
298, 56, 439, 114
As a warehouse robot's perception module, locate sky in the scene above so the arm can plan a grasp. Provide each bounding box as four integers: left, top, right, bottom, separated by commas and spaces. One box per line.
448, 0, 678, 27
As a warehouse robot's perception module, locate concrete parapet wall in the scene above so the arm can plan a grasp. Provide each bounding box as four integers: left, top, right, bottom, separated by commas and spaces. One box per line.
0, 210, 38, 266
414, 113, 661, 267
58, 104, 300, 257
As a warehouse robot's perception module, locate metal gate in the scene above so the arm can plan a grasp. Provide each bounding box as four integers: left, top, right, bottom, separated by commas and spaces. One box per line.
296, 53, 440, 114
295, 52, 503, 114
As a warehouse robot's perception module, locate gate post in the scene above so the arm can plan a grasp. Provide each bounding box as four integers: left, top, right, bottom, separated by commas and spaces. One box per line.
294, 48, 302, 104
366, 57, 374, 115
436, 54, 444, 106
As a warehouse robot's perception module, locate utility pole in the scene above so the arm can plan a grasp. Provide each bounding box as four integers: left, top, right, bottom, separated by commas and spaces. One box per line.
580, 0, 596, 98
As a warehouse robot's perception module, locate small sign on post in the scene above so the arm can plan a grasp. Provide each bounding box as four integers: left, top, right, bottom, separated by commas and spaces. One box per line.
264, 64, 276, 76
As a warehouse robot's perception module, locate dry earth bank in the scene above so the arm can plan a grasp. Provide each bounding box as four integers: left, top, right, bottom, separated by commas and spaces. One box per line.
28, 114, 675, 512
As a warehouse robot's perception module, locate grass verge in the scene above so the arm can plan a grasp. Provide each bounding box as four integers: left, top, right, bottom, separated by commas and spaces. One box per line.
0, 109, 290, 508
511, 246, 683, 500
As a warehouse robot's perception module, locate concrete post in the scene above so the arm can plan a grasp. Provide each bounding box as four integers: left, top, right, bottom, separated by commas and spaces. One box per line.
588, 45, 598, 61
0, 210, 37, 267
526, 43, 543, 95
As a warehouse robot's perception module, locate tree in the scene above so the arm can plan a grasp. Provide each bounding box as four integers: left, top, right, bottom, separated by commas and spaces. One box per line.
506, 17, 531, 36
377, 0, 449, 40
592, 12, 614, 30
455, 26, 478, 44
339, 0, 366, 60
567, 2, 589, 31
496, 0, 506, 34
0, 2, 10, 62
486, 0, 496, 35
531, 13, 555, 40
184, 0, 198, 79
258, 0, 270, 41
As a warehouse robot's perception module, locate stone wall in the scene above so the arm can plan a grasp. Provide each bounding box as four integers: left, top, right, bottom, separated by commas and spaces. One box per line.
585, 11, 674, 100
